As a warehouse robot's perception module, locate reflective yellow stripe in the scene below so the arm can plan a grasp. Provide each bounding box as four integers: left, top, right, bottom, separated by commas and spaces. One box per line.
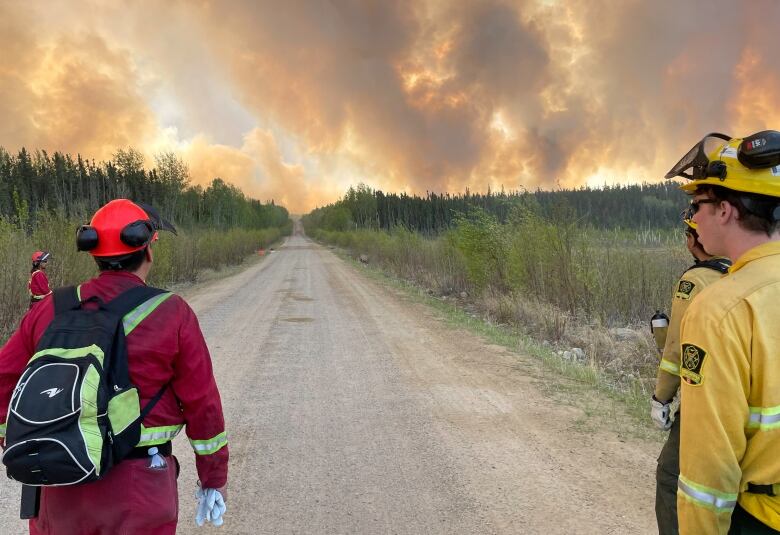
0, 422, 5, 438
659, 358, 680, 376
29, 345, 105, 367
190, 432, 228, 455
748, 405, 780, 430
123, 293, 173, 335
137, 424, 183, 446
678, 475, 737, 513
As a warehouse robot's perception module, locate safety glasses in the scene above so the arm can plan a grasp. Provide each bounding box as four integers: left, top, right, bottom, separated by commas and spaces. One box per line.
688, 198, 719, 214
665, 133, 731, 180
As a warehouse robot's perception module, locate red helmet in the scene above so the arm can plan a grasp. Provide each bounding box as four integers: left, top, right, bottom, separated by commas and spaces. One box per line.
76, 199, 177, 258
31, 251, 51, 263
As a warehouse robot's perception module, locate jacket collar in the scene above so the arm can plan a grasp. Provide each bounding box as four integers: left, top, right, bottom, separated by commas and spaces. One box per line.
729, 240, 780, 274
96, 270, 146, 285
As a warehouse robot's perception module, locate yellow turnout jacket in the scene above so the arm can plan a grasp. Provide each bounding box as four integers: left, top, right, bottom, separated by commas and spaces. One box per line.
678, 241, 780, 533
654, 261, 727, 403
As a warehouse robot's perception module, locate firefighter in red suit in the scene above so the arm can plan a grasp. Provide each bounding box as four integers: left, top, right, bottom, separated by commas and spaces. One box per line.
28, 251, 52, 308
0, 199, 229, 534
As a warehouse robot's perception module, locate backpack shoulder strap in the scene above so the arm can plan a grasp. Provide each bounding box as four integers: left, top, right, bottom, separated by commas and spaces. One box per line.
53, 286, 80, 315
104, 286, 171, 331
106, 286, 173, 423
685, 258, 732, 275
140, 383, 168, 421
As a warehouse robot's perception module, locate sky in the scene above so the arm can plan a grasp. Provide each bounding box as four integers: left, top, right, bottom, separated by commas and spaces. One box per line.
2, 0, 780, 213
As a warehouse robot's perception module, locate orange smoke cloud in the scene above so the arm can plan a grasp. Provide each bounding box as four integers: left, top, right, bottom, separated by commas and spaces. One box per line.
0, 6, 155, 161
3, 1, 780, 212
182, 131, 340, 214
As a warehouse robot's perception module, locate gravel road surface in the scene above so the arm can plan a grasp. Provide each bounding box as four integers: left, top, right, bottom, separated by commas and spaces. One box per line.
0, 233, 658, 534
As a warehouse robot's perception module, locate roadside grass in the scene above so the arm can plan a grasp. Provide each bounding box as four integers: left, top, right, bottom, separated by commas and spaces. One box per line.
337, 249, 663, 442
0, 212, 289, 340
166, 238, 284, 293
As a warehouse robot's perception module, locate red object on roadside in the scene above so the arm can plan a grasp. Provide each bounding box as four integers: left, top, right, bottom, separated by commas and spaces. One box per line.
257, 249, 266, 256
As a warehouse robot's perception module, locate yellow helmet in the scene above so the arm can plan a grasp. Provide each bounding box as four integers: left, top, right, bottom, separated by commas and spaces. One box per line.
682, 206, 698, 230
665, 131, 780, 197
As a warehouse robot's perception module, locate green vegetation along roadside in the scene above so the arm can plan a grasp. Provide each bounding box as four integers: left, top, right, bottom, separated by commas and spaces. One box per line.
303, 187, 693, 389
0, 213, 290, 340
308, 215, 692, 439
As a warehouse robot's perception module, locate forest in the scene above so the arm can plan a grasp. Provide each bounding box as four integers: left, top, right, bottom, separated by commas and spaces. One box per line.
0, 146, 291, 338
0, 147, 289, 230
302, 181, 689, 234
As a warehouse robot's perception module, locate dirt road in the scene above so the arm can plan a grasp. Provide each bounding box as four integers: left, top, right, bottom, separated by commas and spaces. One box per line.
0, 234, 659, 534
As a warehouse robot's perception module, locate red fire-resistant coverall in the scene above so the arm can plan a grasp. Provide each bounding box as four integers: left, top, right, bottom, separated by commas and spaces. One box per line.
0, 271, 229, 534
28, 270, 51, 305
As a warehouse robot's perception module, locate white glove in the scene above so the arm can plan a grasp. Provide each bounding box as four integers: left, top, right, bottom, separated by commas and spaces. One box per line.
650, 396, 672, 430
195, 487, 227, 527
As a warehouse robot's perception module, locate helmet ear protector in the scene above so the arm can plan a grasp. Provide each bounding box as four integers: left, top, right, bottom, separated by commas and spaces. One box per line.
738, 131, 780, 169
76, 219, 156, 252
76, 226, 99, 252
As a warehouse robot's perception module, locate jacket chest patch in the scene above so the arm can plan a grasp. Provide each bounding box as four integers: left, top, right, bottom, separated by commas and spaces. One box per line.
675, 280, 696, 300
681, 344, 707, 386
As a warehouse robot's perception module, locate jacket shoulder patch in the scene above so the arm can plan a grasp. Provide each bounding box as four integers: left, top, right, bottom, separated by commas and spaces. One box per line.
681, 344, 707, 386
675, 279, 696, 300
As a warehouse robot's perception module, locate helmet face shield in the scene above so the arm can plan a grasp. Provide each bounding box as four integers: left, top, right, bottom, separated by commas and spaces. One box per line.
32, 251, 51, 263
135, 202, 177, 235
665, 133, 731, 180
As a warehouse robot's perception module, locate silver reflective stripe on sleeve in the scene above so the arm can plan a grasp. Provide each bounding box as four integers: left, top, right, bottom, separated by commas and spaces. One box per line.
137, 425, 183, 446
190, 432, 228, 455
748, 405, 780, 430
678, 476, 737, 513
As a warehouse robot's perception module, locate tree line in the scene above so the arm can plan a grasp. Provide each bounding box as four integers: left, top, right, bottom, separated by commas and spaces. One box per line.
302, 182, 690, 234
0, 147, 290, 230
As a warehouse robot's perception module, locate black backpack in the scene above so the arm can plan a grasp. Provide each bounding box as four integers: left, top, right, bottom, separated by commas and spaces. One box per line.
2, 285, 171, 486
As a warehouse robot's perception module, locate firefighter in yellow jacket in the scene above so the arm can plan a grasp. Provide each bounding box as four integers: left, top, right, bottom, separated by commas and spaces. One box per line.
665, 131, 780, 533
652, 214, 730, 535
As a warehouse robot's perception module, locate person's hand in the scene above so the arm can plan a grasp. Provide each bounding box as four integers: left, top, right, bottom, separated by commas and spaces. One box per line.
650, 396, 672, 430
195, 486, 227, 527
